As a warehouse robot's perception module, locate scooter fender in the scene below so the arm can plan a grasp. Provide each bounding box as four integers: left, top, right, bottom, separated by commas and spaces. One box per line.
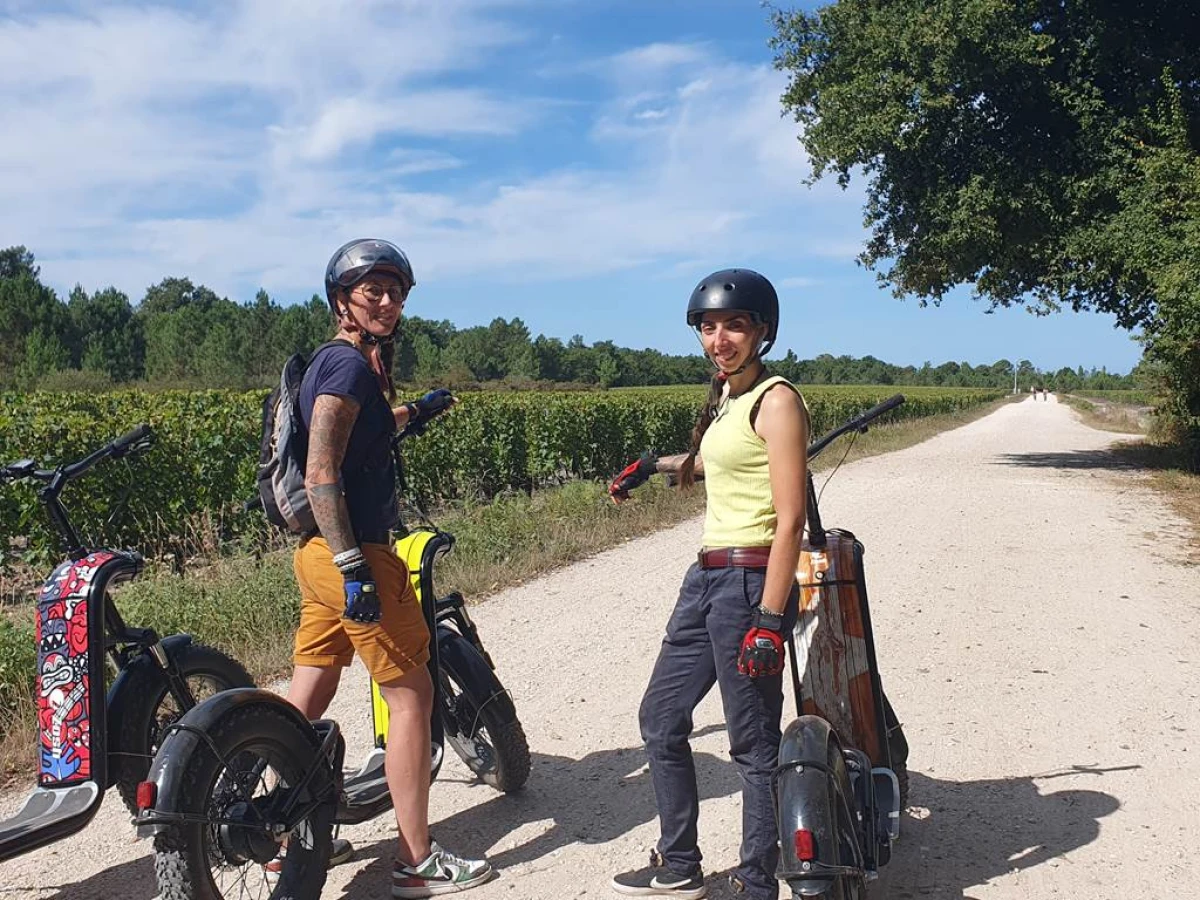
104, 633, 194, 788
774, 715, 847, 893
436, 625, 517, 726
135, 688, 320, 838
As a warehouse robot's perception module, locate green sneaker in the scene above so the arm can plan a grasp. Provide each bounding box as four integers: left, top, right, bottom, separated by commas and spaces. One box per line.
391, 841, 494, 897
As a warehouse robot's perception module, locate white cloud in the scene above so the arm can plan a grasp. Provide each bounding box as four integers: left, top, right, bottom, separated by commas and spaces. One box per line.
777, 276, 819, 289
610, 41, 710, 73
0, 5, 867, 305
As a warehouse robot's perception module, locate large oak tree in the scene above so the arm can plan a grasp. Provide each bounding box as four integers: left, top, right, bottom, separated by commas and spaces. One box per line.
772, 1, 1200, 453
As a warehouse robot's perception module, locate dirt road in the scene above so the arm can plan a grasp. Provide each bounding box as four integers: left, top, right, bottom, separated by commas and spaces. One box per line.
3, 394, 1197, 899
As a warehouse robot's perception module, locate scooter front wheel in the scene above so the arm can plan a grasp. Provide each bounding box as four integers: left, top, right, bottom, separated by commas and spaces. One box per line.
113, 641, 253, 816
152, 702, 333, 900
439, 651, 530, 793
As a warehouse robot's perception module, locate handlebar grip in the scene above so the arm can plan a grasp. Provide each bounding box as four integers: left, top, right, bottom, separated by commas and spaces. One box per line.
112, 423, 153, 452
851, 393, 905, 429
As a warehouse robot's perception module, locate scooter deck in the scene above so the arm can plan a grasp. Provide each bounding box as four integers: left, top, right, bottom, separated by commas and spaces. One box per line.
0, 782, 98, 864
794, 530, 888, 767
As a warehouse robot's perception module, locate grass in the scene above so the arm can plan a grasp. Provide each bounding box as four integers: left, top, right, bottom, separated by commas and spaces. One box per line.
1059, 394, 1200, 559
0, 397, 1010, 783
1105, 441, 1200, 560
1060, 393, 1153, 435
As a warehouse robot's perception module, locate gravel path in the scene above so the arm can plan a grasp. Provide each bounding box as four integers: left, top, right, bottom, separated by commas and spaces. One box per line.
2, 394, 1197, 899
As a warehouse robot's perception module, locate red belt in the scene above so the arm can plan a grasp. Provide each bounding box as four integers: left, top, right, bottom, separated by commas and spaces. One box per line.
698, 546, 772, 569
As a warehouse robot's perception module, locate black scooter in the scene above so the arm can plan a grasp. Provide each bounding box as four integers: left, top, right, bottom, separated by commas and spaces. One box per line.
774, 396, 911, 899
135, 517, 529, 900
0, 425, 253, 864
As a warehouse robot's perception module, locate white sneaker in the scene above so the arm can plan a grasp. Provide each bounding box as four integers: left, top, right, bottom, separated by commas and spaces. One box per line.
391, 841, 494, 897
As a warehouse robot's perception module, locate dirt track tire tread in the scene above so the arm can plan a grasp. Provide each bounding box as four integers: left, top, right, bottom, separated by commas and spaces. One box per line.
113, 642, 253, 816
152, 701, 332, 900
440, 654, 531, 793
484, 716, 531, 793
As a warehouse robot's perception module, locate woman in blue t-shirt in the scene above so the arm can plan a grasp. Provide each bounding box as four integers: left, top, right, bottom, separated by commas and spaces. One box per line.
278, 238, 492, 897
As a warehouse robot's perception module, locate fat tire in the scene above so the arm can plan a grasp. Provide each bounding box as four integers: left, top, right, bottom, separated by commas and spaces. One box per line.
829, 741, 866, 900
113, 643, 253, 815
152, 702, 332, 900
439, 653, 531, 793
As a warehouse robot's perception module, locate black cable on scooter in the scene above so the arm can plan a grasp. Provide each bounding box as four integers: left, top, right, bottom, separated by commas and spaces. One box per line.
390, 438, 436, 531
815, 428, 858, 508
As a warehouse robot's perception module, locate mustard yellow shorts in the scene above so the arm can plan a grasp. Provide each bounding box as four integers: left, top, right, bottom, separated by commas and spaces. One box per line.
292, 537, 430, 685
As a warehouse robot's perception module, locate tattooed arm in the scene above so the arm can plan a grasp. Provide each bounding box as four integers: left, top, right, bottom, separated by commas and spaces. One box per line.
306, 394, 360, 554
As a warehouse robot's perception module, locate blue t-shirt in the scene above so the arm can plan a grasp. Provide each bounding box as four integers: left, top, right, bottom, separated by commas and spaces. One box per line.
299, 342, 399, 544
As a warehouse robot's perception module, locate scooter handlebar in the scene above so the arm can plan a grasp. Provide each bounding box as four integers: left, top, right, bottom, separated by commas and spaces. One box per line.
111, 423, 153, 455
806, 393, 906, 463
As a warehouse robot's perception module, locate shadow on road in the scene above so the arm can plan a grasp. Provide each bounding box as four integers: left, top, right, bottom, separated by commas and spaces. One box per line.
1, 851, 156, 899
9, 746, 1123, 900
993, 449, 1143, 471
994, 437, 1195, 476
876, 768, 1123, 899
339, 725, 740, 895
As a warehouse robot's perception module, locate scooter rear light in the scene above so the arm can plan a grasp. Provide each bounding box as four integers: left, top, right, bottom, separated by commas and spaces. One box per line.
794, 828, 816, 861
136, 781, 157, 811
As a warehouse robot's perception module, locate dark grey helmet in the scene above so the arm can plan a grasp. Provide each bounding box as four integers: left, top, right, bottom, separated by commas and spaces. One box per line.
686, 268, 779, 357
324, 238, 415, 314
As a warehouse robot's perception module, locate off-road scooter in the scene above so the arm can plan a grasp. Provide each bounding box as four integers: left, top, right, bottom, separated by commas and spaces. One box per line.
0, 425, 253, 864
136, 428, 529, 900
774, 394, 911, 899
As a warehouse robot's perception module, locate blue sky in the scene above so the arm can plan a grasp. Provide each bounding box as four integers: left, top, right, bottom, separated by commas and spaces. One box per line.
0, 0, 1141, 373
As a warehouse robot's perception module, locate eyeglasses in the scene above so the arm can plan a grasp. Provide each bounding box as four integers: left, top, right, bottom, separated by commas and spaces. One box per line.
354, 281, 408, 303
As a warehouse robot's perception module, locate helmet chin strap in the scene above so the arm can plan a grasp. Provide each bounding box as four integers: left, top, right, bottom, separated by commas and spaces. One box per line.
692, 329, 765, 381
336, 298, 398, 346
334, 300, 398, 396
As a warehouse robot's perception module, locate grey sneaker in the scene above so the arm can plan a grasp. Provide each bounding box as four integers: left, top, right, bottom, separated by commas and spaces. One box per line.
330, 837, 355, 866
612, 849, 706, 898
392, 841, 494, 897
264, 836, 354, 886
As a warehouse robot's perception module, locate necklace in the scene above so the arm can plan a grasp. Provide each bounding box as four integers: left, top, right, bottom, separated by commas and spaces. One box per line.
725, 366, 769, 400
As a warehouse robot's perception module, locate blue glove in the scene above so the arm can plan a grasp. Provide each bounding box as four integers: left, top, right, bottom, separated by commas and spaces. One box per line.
404, 389, 456, 436
341, 562, 381, 623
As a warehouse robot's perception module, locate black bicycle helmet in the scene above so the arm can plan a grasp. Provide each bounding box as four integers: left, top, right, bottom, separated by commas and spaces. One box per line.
686, 268, 779, 357
324, 238, 415, 316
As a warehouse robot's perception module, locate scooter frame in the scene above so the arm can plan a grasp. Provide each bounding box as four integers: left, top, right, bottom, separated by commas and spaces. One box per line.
773, 395, 908, 897
0, 425, 252, 864
134, 525, 526, 895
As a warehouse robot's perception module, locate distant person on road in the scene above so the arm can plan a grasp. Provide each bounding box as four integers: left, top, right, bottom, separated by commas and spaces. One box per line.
279, 238, 489, 897
607, 269, 809, 900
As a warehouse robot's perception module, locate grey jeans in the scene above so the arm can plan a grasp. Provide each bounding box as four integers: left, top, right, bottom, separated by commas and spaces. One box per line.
639, 562, 798, 900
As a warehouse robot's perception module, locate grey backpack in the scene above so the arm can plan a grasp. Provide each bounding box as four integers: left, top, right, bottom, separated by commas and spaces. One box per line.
256, 340, 351, 534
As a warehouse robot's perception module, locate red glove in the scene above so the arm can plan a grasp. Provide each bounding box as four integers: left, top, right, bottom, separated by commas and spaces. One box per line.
608, 452, 658, 503
737, 606, 785, 677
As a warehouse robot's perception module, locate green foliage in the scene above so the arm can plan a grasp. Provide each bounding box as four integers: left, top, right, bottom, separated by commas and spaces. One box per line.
0, 386, 1003, 564
0, 615, 36, 721
1073, 389, 1159, 406
771, 1, 1200, 464
0, 245, 1140, 395
1075, 80, 1200, 463
771, 0, 1199, 319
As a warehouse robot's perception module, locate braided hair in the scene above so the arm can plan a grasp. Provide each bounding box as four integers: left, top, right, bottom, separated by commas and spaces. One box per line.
678, 371, 727, 489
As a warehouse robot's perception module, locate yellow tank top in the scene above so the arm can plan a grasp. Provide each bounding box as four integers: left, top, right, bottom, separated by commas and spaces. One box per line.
700, 375, 802, 549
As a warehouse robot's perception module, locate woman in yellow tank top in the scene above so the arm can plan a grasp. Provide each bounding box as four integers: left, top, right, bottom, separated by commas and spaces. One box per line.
608, 269, 809, 900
